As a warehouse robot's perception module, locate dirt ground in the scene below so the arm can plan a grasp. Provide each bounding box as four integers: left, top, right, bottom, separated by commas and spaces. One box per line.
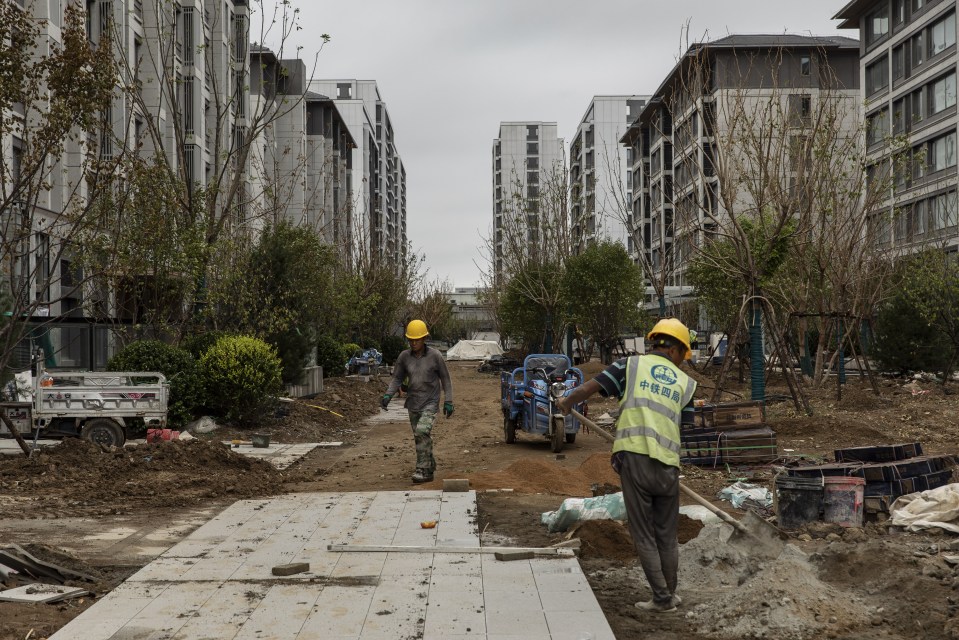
1, 360, 959, 639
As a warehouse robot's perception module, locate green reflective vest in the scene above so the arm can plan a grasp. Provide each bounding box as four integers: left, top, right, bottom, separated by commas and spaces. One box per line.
613, 354, 697, 468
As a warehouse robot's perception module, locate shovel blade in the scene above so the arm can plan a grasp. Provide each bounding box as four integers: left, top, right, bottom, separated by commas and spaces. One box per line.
729, 510, 787, 557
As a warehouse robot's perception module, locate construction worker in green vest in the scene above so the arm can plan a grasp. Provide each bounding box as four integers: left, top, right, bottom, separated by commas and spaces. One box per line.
557, 318, 696, 613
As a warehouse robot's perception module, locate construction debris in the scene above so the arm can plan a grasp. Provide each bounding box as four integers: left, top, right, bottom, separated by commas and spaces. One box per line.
0, 584, 89, 604
271, 562, 310, 576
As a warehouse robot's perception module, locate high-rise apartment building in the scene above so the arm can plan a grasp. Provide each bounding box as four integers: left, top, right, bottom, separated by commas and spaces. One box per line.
491, 122, 565, 278
309, 80, 407, 268
621, 35, 860, 314
836, 0, 959, 252
248, 51, 354, 245
1, 2, 368, 368
569, 95, 649, 257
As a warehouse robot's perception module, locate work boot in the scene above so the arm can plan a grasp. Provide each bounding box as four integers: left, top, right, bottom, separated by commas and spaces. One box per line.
635, 598, 677, 613
411, 470, 434, 483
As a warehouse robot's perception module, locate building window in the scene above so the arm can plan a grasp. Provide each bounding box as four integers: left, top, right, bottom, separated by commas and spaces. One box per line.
914, 199, 927, 235
930, 12, 956, 57
866, 5, 890, 45
892, 45, 905, 81
789, 94, 813, 125
911, 31, 924, 69
527, 157, 539, 170
867, 108, 889, 146
931, 73, 957, 115
800, 55, 811, 76
526, 124, 538, 140
526, 142, 538, 155
336, 83, 351, 99
930, 191, 958, 230
893, 97, 906, 133
866, 56, 889, 96
929, 131, 956, 173
911, 88, 925, 125
893, 0, 906, 27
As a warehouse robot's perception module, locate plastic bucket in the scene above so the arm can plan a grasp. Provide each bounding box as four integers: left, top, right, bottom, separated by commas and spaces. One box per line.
823, 476, 865, 527
776, 476, 823, 529
251, 433, 271, 448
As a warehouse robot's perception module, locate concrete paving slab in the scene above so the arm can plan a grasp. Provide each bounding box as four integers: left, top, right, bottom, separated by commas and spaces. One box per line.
50, 490, 615, 640
0, 584, 88, 603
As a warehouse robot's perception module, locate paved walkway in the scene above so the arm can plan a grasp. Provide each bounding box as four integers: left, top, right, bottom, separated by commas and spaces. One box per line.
0, 438, 332, 471
50, 491, 615, 639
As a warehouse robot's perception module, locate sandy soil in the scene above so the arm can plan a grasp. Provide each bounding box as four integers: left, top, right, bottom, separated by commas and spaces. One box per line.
1, 360, 958, 639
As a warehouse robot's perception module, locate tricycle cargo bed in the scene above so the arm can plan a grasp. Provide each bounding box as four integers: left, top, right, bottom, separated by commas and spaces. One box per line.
37, 371, 168, 416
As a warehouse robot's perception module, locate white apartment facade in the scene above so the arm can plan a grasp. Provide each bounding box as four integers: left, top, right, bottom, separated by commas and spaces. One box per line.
248, 51, 354, 245
621, 35, 861, 316
569, 95, 649, 257
309, 80, 408, 269
491, 121, 565, 278
1, 1, 369, 369
836, 0, 959, 252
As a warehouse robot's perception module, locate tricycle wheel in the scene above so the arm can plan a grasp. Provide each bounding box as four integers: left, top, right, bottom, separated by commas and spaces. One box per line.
565, 433, 576, 444
82, 418, 125, 448
550, 416, 565, 453
503, 416, 516, 444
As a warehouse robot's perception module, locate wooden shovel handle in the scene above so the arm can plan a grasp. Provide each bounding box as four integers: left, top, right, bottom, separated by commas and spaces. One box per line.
570, 408, 748, 534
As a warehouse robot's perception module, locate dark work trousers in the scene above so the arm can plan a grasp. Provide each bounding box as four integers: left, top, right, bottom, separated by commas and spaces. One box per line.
619, 450, 680, 604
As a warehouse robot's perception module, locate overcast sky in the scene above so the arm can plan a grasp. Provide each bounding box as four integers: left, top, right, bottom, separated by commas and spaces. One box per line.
280, 1, 854, 288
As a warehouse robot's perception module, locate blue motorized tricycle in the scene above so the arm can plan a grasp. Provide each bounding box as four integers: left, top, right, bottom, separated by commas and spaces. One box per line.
499, 353, 587, 453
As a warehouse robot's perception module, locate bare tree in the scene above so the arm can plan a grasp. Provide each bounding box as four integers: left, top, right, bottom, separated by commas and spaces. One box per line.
0, 3, 118, 373
480, 162, 574, 352
667, 39, 892, 402
93, 0, 327, 336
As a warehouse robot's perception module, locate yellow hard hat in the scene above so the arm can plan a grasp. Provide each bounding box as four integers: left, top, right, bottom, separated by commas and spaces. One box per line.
405, 319, 429, 340
646, 318, 692, 359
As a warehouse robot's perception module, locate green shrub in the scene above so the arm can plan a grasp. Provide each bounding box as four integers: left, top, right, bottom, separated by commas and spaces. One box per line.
315, 335, 345, 378
342, 342, 362, 361
107, 340, 201, 428
198, 335, 283, 426
180, 331, 234, 360
381, 335, 407, 364
871, 293, 952, 375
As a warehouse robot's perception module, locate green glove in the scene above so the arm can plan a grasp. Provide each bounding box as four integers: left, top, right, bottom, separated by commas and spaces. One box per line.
380, 394, 392, 411
443, 401, 454, 418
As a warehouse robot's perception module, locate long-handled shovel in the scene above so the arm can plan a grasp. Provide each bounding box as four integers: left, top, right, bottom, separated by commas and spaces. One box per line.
569, 408, 787, 552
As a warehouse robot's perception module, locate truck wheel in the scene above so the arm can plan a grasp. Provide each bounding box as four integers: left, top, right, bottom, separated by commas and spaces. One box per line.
503, 416, 516, 444
82, 419, 125, 448
550, 416, 565, 453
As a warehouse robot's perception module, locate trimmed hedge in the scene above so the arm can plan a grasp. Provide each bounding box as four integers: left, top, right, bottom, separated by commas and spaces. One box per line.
107, 340, 200, 428
198, 335, 283, 426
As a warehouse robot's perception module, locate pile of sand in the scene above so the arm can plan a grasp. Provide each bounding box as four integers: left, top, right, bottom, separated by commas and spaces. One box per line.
679, 525, 871, 639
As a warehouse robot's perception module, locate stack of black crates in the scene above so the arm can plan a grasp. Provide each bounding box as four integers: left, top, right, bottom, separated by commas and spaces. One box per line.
783, 443, 955, 514
680, 401, 778, 466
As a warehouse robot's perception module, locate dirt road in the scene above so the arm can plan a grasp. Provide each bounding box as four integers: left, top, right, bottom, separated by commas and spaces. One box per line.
1, 360, 958, 639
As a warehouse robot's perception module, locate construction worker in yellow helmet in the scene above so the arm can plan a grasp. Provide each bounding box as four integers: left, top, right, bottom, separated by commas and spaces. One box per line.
556, 317, 696, 613
380, 320, 454, 483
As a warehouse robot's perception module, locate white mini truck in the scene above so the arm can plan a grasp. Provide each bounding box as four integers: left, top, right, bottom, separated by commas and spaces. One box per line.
1, 361, 170, 448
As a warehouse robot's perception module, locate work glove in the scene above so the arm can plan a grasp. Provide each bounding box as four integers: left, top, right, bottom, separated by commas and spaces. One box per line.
443, 401, 454, 418
380, 394, 392, 411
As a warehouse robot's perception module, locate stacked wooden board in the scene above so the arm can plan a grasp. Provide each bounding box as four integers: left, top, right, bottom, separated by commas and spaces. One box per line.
783, 443, 956, 514
680, 401, 778, 466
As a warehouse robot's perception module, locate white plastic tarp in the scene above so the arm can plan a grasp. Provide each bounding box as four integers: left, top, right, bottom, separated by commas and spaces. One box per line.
445, 340, 503, 361
889, 483, 959, 533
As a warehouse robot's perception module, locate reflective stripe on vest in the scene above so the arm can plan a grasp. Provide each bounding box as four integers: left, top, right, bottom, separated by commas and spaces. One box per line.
612, 354, 695, 468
